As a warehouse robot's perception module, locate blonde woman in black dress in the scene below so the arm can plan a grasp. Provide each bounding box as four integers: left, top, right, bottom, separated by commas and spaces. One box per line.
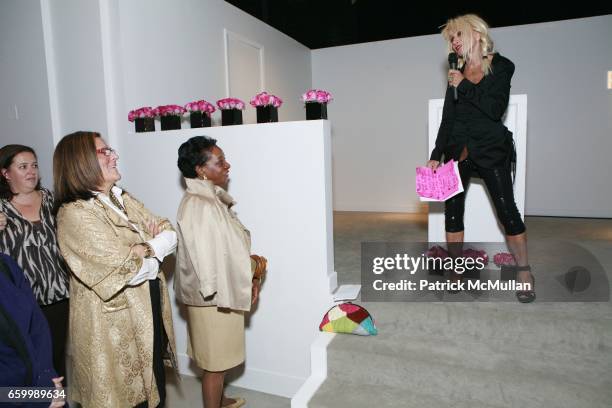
426, 14, 534, 302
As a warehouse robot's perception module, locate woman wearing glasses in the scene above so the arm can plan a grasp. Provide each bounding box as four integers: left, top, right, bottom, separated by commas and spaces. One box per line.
0, 144, 70, 382
53, 131, 177, 408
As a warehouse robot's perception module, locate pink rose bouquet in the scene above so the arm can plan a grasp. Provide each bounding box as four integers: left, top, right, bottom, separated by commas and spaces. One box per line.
216, 98, 245, 110
154, 104, 186, 117
128, 106, 155, 122
426, 245, 449, 259
463, 248, 489, 266
493, 252, 515, 266
184, 100, 216, 116
250, 92, 283, 108
301, 89, 333, 104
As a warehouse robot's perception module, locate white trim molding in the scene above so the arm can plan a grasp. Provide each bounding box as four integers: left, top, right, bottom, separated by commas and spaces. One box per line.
223, 28, 265, 96
39, 0, 61, 146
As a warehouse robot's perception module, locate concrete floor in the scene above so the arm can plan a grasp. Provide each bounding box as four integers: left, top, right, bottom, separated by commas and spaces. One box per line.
309, 213, 612, 408
165, 371, 289, 407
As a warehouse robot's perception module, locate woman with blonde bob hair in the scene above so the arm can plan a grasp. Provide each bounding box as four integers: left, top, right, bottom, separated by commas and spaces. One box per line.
427, 14, 534, 303
442, 14, 495, 74
53, 131, 177, 407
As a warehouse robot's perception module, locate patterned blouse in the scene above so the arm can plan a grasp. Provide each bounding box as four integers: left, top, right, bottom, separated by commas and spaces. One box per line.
0, 188, 69, 305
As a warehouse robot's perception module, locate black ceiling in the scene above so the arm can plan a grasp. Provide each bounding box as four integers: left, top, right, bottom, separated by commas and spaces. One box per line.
225, 0, 612, 49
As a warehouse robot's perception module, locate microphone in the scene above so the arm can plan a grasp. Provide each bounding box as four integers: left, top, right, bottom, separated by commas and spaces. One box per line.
448, 52, 458, 101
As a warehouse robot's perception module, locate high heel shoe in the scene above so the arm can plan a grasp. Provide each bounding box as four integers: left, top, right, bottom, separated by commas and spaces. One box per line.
222, 397, 245, 408
515, 265, 536, 303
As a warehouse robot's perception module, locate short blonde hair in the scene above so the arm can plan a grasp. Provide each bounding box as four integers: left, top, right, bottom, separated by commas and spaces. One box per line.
441, 14, 494, 75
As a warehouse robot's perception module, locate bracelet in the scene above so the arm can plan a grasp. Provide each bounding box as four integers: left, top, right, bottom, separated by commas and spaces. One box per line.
250, 255, 267, 280
141, 242, 154, 258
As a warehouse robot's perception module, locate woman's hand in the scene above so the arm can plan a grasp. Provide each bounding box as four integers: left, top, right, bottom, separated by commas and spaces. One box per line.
49, 377, 65, 407
132, 244, 147, 259
251, 279, 260, 305
0, 212, 7, 231
146, 221, 161, 237
448, 69, 464, 88
426, 160, 440, 171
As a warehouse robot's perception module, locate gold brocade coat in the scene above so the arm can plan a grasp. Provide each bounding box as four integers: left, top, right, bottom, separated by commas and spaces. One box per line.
57, 192, 177, 408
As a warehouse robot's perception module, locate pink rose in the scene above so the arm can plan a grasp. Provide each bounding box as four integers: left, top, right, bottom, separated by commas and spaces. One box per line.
463, 248, 489, 265
250, 92, 282, 108
493, 252, 515, 266
302, 89, 332, 104
426, 245, 449, 259
185, 100, 216, 114
217, 98, 245, 110
128, 106, 155, 122
155, 104, 185, 117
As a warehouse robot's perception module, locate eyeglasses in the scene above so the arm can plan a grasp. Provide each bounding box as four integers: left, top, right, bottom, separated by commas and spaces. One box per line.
96, 147, 118, 157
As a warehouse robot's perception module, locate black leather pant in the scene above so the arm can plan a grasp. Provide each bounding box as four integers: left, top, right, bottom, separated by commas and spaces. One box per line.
445, 158, 526, 236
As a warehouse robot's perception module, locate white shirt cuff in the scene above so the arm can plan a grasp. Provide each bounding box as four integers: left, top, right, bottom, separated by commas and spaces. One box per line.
147, 230, 177, 262
128, 257, 159, 285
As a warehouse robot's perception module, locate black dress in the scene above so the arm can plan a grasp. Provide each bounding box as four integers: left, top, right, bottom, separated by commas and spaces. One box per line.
430, 53, 525, 235
430, 53, 515, 169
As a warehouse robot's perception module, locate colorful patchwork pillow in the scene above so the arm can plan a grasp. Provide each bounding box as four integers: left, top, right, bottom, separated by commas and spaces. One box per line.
319, 302, 378, 336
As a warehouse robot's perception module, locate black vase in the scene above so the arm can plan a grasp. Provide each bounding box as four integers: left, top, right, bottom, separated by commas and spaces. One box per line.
160, 115, 181, 130
305, 102, 328, 120
134, 117, 155, 132
256, 106, 279, 123
221, 109, 243, 126
190, 111, 212, 128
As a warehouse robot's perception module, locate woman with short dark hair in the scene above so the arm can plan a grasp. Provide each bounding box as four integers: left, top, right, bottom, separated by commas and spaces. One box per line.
175, 136, 264, 408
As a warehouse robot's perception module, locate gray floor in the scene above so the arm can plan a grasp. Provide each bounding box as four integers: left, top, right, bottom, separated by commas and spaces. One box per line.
308, 212, 612, 408
166, 372, 289, 407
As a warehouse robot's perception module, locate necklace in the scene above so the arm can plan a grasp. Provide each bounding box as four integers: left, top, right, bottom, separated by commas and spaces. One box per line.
108, 191, 128, 216
10, 190, 42, 222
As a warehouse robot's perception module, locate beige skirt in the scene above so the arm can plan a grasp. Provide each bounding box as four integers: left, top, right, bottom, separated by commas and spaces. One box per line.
186, 305, 245, 372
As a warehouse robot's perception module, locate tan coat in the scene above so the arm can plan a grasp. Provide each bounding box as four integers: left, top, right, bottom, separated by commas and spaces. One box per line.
57, 192, 177, 408
175, 178, 253, 311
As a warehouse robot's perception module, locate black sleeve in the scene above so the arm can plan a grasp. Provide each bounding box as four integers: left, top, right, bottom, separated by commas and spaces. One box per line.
456, 59, 514, 121
430, 85, 455, 161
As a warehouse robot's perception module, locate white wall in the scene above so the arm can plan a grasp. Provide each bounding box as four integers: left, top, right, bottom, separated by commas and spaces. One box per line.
0, 0, 55, 182
117, 0, 311, 131
46, 0, 108, 137
313, 34, 443, 213
313, 15, 612, 218
8, 0, 311, 191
